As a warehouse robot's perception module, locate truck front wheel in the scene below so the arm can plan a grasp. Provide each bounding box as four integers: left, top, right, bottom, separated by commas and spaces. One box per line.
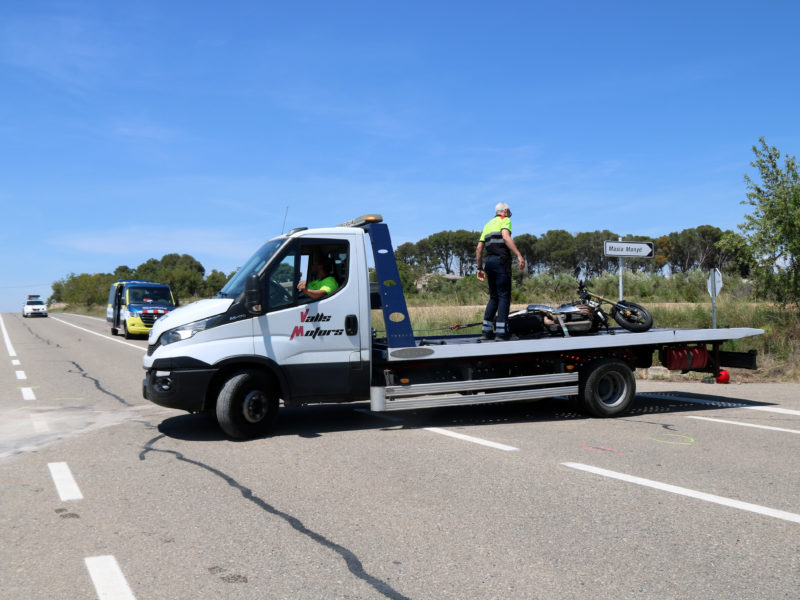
216, 370, 279, 439
579, 359, 635, 417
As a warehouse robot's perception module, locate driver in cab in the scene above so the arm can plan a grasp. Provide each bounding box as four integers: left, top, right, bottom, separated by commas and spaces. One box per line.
297, 256, 339, 300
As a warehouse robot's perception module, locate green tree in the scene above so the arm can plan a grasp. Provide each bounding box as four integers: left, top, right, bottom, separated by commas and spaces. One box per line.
425, 231, 457, 274
537, 230, 575, 274
513, 233, 539, 274
716, 231, 754, 278
395, 242, 418, 267
204, 270, 231, 296
114, 265, 135, 279
134, 258, 163, 282
721, 138, 800, 304
134, 253, 206, 299
666, 227, 723, 273
574, 230, 618, 278
653, 235, 671, 273
451, 229, 479, 276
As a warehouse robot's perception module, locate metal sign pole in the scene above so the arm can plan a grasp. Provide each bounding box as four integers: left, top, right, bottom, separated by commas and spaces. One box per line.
711, 277, 717, 328
618, 237, 623, 301
707, 268, 722, 329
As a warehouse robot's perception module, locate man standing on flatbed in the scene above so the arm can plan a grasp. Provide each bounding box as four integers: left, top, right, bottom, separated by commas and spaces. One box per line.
475, 202, 526, 341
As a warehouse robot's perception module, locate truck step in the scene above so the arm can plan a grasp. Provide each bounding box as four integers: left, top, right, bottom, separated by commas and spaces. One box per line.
371, 372, 578, 412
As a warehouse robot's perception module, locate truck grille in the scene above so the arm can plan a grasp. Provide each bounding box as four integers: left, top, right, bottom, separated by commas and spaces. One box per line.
140, 310, 168, 326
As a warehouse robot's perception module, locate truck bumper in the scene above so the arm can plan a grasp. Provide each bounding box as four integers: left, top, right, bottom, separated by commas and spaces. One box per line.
143, 367, 217, 413
126, 316, 152, 335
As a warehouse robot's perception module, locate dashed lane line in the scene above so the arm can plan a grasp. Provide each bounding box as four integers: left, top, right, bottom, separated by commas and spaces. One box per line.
48, 462, 83, 501
744, 405, 800, 416
50, 317, 144, 350
15, 370, 26, 380
687, 415, 800, 435
563, 462, 800, 525
357, 408, 519, 450
85, 556, 137, 600
425, 427, 519, 451
63, 313, 106, 321
20, 387, 36, 401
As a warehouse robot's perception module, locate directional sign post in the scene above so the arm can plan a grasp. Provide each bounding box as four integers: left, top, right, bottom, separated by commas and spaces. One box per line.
603, 241, 655, 258
707, 268, 723, 328
603, 240, 654, 300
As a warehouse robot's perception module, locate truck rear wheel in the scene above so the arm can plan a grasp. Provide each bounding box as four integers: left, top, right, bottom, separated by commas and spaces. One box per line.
216, 370, 279, 439
578, 359, 635, 417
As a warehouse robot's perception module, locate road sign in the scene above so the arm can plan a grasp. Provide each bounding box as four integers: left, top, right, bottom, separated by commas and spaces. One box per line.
603, 240, 654, 258
707, 268, 723, 297
708, 268, 722, 328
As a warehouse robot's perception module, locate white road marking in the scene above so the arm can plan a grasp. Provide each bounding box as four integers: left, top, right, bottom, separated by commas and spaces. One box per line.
0, 314, 17, 357
65, 313, 106, 321
744, 405, 800, 416
85, 556, 137, 600
48, 462, 83, 501
20, 387, 36, 401
563, 462, 800, 524
12, 359, 21, 366
424, 427, 519, 451
687, 415, 800, 435
15, 370, 26, 380
50, 317, 144, 350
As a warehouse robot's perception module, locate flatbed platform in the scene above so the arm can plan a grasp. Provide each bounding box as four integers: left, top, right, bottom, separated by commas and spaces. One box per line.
378, 327, 765, 361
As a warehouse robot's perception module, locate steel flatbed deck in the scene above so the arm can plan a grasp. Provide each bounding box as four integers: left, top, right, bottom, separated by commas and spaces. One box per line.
378, 327, 765, 361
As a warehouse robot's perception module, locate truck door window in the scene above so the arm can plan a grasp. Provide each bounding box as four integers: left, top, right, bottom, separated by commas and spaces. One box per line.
298, 241, 349, 303
263, 239, 349, 310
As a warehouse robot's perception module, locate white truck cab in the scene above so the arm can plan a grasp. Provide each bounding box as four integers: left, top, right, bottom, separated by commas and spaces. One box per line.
144, 217, 382, 437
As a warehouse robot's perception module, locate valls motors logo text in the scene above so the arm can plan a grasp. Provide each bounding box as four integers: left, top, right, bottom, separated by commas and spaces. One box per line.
289, 309, 344, 340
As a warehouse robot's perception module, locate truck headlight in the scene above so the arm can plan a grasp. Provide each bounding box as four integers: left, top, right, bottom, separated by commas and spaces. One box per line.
160, 316, 218, 346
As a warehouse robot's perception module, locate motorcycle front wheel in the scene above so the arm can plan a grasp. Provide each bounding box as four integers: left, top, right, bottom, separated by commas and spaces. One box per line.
611, 301, 653, 332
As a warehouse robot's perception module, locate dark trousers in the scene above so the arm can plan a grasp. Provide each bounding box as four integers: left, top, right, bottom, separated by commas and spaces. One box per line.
482, 256, 511, 337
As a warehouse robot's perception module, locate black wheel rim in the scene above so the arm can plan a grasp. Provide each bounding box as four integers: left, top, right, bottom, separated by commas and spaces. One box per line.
242, 390, 268, 423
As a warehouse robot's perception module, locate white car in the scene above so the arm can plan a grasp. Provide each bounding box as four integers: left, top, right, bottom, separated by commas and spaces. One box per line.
22, 298, 48, 318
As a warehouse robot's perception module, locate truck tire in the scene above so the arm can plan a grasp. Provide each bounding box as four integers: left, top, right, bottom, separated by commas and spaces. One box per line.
122, 321, 132, 339
578, 359, 635, 417
216, 370, 279, 439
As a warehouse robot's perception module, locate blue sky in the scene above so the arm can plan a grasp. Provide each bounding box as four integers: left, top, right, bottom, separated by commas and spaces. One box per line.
2, 1, 799, 312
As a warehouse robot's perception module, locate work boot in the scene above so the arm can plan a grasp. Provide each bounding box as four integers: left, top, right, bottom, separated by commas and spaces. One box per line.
479, 331, 495, 342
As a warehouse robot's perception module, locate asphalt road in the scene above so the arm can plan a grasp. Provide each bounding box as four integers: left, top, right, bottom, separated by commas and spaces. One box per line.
1, 312, 798, 599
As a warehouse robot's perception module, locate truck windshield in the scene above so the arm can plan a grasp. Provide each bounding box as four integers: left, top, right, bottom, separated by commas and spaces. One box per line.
128, 287, 174, 306
218, 238, 286, 298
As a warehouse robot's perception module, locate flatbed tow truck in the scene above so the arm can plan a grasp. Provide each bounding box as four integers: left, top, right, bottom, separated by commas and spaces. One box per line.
143, 215, 764, 439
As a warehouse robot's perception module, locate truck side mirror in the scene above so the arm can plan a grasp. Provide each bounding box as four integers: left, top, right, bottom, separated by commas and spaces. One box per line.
245, 274, 263, 315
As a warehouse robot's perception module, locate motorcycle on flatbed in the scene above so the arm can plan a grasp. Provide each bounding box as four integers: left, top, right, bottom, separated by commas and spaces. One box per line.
509, 281, 653, 337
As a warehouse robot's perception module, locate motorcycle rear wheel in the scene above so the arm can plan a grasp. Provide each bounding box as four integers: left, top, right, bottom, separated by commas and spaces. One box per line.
612, 301, 653, 332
